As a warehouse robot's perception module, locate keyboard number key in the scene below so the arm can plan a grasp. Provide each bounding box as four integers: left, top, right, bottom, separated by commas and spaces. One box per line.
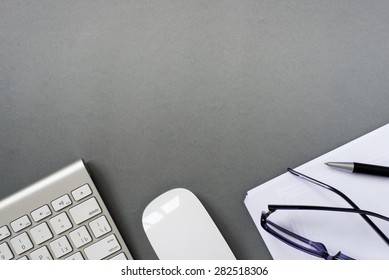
31, 205, 52, 222
10, 215, 31, 233
10, 232, 33, 255
71, 184, 92, 201
51, 194, 72, 211
0, 226, 11, 241
0, 243, 13, 260
49, 213, 72, 235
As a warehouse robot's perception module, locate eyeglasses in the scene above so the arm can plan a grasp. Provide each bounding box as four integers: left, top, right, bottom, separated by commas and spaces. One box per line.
260, 168, 389, 260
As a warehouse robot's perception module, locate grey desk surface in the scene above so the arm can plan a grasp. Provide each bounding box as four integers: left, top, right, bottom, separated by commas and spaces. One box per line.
2, 1, 389, 260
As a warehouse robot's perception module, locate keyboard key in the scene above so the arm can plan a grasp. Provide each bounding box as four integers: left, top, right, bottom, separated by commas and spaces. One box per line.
51, 194, 72, 211
84, 234, 121, 260
71, 184, 92, 201
10, 215, 31, 233
30, 246, 53, 260
18, 256, 28, 260
66, 252, 84, 260
30, 222, 53, 245
69, 197, 101, 224
10, 232, 33, 255
0, 226, 11, 241
50, 236, 73, 258
69, 226, 92, 248
0, 242, 13, 260
110, 252, 127, 260
49, 213, 72, 235
31, 205, 52, 222
89, 216, 111, 238
0, 161, 132, 261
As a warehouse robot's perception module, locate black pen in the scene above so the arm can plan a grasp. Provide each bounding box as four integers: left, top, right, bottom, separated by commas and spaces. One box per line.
325, 162, 389, 177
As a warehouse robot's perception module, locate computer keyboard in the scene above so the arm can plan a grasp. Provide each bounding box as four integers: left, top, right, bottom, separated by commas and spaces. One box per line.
0, 160, 133, 260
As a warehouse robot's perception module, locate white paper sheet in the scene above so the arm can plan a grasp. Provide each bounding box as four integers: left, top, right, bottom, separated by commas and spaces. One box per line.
244, 124, 389, 259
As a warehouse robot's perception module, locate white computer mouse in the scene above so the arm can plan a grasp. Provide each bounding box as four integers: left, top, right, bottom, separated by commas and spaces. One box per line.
142, 188, 236, 260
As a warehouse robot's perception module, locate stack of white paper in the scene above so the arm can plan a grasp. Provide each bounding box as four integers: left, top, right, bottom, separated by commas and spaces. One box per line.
244, 124, 389, 259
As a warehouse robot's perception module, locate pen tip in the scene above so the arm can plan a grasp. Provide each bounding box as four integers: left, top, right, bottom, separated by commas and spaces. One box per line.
324, 162, 329, 166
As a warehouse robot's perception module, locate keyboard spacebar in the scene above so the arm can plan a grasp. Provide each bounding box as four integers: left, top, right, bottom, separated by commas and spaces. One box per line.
84, 234, 121, 260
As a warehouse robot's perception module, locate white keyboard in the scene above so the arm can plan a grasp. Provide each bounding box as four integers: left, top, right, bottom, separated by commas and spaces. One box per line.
0, 160, 133, 260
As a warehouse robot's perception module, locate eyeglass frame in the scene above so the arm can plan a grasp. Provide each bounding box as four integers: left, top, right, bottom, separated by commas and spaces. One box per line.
260, 168, 389, 260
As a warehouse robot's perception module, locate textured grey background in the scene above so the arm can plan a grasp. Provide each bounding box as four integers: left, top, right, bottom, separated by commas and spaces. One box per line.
1, 1, 389, 259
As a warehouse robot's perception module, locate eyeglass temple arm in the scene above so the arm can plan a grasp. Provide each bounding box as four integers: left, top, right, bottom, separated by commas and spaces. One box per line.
262, 213, 330, 259
287, 168, 389, 246
268, 205, 389, 223
287, 168, 361, 207
262, 211, 354, 260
